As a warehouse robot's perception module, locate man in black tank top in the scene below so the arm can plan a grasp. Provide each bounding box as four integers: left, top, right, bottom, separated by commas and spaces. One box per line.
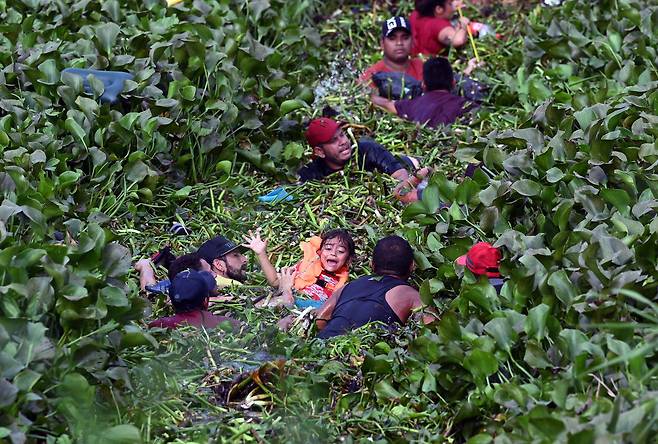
316, 236, 433, 339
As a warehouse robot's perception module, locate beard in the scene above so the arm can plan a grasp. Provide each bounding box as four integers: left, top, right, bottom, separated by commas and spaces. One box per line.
226, 264, 247, 283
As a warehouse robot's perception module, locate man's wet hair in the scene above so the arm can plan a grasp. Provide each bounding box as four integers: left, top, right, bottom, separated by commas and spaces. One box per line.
168, 253, 205, 281
416, 0, 449, 17
424, 57, 454, 91
321, 229, 356, 259
373, 235, 414, 277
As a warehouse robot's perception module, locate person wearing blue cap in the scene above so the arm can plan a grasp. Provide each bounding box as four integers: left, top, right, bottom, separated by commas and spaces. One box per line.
148, 269, 240, 330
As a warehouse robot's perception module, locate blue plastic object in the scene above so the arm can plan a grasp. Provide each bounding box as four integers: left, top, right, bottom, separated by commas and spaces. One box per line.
257, 186, 293, 204
62, 68, 134, 104
294, 298, 324, 309
145, 279, 171, 295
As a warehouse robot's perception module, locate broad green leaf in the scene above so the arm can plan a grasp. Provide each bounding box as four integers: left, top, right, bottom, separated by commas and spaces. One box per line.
525, 304, 550, 341
280, 99, 307, 115
511, 179, 541, 197
463, 349, 498, 381
96, 22, 121, 56
99, 424, 142, 444
65, 117, 87, 147
101, 243, 132, 278
484, 317, 516, 353
547, 270, 576, 307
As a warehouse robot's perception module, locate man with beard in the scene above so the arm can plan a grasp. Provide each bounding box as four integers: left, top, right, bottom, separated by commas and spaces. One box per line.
297, 117, 430, 202
135, 235, 249, 297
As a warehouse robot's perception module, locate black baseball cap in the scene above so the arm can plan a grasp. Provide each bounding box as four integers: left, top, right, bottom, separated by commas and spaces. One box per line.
382, 16, 411, 38
197, 235, 242, 263
169, 269, 216, 312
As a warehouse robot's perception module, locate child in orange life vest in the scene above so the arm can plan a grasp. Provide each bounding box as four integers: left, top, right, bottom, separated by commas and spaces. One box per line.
243, 229, 355, 308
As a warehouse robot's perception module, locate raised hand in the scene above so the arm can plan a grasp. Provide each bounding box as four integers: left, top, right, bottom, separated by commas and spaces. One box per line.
242, 229, 268, 256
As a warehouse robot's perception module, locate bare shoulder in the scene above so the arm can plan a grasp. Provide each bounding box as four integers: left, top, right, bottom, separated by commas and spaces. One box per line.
386, 284, 422, 323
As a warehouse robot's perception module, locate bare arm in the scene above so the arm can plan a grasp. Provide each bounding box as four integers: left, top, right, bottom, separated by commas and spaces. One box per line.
386, 285, 435, 325
135, 258, 157, 291
243, 230, 279, 287
438, 18, 470, 48
370, 94, 398, 114
314, 286, 344, 330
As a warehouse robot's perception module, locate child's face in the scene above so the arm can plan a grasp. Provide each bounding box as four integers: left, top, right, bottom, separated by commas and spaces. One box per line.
319, 238, 350, 273
436, 1, 455, 18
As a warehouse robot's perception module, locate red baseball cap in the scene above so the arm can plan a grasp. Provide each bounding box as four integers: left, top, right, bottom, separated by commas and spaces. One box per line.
456, 242, 501, 278
305, 117, 341, 147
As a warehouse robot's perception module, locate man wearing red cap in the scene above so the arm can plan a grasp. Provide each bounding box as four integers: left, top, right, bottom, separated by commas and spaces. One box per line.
298, 117, 429, 202
455, 242, 505, 292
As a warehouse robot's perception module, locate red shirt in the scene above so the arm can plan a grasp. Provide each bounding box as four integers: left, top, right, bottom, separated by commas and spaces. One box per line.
360, 58, 425, 85
148, 310, 239, 330
410, 10, 452, 56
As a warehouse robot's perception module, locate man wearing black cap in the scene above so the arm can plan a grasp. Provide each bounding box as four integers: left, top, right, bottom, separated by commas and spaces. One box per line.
135, 234, 249, 295
148, 269, 240, 330
197, 235, 249, 285
360, 16, 424, 88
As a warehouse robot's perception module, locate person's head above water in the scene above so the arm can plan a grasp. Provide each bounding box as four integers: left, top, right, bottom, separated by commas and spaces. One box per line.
456, 242, 501, 278
381, 16, 413, 65
318, 229, 355, 273
415, 0, 456, 18
168, 252, 211, 281
197, 235, 248, 282
423, 57, 454, 91
372, 235, 415, 279
305, 118, 353, 171
168, 269, 216, 313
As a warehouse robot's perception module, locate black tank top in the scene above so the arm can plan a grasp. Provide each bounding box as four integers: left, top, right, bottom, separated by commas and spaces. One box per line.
317, 275, 410, 339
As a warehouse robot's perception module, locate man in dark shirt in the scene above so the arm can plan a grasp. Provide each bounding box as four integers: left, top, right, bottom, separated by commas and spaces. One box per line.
315, 235, 434, 338
148, 269, 240, 330
371, 57, 478, 127
298, 117, 431, 202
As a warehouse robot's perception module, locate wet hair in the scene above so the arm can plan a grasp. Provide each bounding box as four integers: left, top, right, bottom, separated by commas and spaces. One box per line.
321, 229, 356, 259
416, 0, 448, 17
168, 253, 205, 281
372, 235, 414, 277
423, 57, 454, 91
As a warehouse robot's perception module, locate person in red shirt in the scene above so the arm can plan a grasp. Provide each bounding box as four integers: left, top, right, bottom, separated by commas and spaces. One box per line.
410, 0, 471, 56
360, 16, 424, 86
148, 269, 241, 331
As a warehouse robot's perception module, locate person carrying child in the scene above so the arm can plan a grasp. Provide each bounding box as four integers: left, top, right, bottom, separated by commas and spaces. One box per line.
243, 229, 355, 309
410, 0, 471, 56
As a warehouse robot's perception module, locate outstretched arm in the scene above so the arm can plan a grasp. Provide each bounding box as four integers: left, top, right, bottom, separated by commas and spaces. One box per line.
242, 230, 279, 287
371, 94, 398, 114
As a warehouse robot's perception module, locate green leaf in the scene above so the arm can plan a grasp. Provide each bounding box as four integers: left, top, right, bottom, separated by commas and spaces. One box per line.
600, 188, 631, 216
96, 22, 121, 56
65, 117, 87, 147
0, 378, 18, 408
463, 349, 498, 381
101, 243, 132, 278
511, 179, 542, 197
547, 270, 576, 307
373, 380, 401, 401
99, 424, 142, 444
484, 317, 516, 353
280, 99, 307, 115
525, 304, 550, 341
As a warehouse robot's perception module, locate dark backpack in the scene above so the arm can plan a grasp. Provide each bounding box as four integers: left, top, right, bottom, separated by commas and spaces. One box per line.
453, 74, 489, 102
372, 72, 424, 100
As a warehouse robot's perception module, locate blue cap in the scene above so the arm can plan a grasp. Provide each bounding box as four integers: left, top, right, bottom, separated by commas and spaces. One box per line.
169, 270, 216, 312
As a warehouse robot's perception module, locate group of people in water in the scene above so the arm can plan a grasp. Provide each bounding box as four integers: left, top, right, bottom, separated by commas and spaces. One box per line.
136, 1, 502, 338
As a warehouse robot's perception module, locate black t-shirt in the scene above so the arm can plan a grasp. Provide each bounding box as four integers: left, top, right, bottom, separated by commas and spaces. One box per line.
318, 275, 409, 339
298, 138, 404, 182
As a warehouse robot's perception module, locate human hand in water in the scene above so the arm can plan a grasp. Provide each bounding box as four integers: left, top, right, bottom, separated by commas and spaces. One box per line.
277, 266, 297, 291
458, 16, 471, 28
134, 258, 153, 272
464, 57, 484, 76
242, 229, 268, 255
